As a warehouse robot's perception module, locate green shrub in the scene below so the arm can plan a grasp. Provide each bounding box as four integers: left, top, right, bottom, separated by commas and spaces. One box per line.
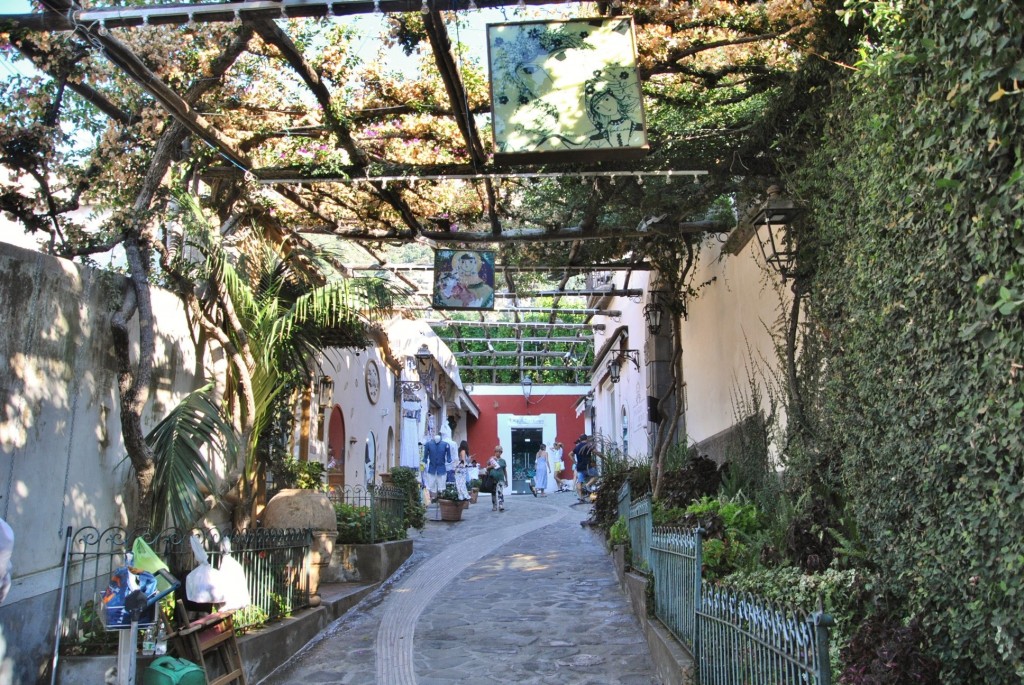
719, 566, 866, 681
386, 467, 426, 531
273, 457, 327, 491
609, 515, 629, 547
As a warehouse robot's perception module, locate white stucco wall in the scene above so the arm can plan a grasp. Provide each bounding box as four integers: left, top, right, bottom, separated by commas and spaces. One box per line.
682, 236, 790, 450
588, 270, 655, 462
320, 347, 397, 489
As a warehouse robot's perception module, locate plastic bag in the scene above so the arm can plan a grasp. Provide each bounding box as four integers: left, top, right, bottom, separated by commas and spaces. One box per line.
185, 536, 226, 604
132, 537, 172, 592
216, 538, 251, 611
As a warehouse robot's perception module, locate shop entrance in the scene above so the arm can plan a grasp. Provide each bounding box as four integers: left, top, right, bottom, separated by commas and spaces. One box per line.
510, 427, 542, 494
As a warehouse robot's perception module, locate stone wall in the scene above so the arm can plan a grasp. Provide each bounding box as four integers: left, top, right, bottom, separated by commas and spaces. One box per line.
0, 242, 214, 684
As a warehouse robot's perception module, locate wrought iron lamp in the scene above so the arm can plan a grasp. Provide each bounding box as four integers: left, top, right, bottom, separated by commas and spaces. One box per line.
608, 350, 640, 383
643, 296, 664, 335
521, 375, 533, 404
414, 343, 433, 374
317, 375, 334, 408
751, 185, 803, 281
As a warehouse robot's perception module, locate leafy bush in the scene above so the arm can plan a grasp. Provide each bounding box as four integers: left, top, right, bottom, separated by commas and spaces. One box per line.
839, 611, 940, 684
657, 455, 723, 510
272, 457, 326, 491
663, 496, 764, 579
386, 467, 426, 531
720, 566, 866, 679
335, 502, 373, 544
608, 515, 629, 548
784, 3, 1024, 678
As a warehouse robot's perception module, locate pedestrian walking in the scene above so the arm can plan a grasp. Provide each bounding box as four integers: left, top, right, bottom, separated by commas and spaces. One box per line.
573, 434, 595, 500
533, 443, 550, 496
486, 446, 508, 512
453, 438, 471, 501
550, 439, 571, 492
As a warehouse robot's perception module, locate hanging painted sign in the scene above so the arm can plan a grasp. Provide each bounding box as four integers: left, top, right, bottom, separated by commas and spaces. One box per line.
487, 16, 649, 165
432, 249, 496, 311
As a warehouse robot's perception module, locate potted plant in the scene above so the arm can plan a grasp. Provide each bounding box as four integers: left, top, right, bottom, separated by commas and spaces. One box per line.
437, 485, 463, 521
467, 478, 481, 504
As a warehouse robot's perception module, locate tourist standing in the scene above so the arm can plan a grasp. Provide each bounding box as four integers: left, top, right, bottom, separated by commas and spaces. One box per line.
453, 437, 470, 501
486, 445, 508, 512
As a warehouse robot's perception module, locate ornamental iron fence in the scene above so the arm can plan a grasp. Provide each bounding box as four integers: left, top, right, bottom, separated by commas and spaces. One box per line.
327, 484, 407, 544
650, 526, 702, 652
55, 524, 312, 656
619, 490, 832, 685
627, 495, 652, 571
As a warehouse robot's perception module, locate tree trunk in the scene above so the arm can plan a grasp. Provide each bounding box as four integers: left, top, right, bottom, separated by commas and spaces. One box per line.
109, 123, 189, 528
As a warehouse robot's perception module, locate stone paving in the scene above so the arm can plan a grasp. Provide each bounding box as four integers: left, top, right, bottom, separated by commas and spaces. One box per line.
258, 490, 658, 684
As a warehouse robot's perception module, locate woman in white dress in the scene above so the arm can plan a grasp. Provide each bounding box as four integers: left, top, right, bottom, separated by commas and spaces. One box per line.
533, 444, 551, 497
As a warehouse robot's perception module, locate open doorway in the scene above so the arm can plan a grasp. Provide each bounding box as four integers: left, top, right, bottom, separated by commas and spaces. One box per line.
510, 427, 542, 494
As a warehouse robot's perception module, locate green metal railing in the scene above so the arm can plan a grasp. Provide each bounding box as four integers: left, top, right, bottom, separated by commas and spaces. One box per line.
619, 490, 832, 685
627, 496, 652, 571
206, 528, 312, 628
697, 587, 832, 685
617, 481, 631, 525
650, 527, 702, 652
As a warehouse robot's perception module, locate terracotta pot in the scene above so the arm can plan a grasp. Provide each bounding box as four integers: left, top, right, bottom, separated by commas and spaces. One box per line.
469, 489, 478, 503
438, 499, 463, 521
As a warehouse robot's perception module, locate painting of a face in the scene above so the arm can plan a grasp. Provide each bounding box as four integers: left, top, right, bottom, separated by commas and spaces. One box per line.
432, 249, 496, 311
456, 253, 480, 278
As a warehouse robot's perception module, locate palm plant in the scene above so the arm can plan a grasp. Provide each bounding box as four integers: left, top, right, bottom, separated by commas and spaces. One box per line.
147, 190, 401, 527
144, 384, 239, 529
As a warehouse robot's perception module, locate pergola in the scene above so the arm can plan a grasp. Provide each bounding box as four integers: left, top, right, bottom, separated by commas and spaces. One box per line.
1, 0, 801, 384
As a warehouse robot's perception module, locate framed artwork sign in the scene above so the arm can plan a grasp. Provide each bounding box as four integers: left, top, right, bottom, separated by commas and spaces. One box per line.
432, 249, 496, 311
487, 16, 649, 165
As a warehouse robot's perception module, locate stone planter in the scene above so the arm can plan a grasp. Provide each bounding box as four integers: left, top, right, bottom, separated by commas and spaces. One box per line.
323, 539, 413, 583
438, 499, 463, 521
262, 488, 338, 595
379, 472, 393, 486
469, 489, 479, 503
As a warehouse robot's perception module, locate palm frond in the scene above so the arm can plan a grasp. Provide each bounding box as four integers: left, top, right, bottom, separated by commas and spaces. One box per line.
145, 385, 240, 529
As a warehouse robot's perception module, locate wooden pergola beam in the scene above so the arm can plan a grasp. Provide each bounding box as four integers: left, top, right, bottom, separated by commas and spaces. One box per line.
1, 0, 571, 32
36, 0, 256, 172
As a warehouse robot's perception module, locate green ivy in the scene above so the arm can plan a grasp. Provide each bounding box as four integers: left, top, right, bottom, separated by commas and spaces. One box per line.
783, 2, 1024, 680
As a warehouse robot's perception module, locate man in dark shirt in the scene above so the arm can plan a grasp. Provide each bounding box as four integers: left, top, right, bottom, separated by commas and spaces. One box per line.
572, 434, 595, 500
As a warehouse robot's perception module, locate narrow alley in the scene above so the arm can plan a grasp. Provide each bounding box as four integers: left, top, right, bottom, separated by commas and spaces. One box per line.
260, 493, 657, 685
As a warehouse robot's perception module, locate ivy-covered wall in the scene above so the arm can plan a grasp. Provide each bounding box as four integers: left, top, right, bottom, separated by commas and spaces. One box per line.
789, 2, 1023, 680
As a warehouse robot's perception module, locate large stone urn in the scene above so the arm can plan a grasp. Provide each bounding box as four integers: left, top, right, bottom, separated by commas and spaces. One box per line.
262, 489, 337, 595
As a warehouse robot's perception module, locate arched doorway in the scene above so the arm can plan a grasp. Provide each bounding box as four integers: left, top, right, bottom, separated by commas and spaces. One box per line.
327, 405, 345, 492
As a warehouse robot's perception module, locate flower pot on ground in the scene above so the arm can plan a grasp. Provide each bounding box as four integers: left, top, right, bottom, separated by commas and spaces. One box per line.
469, 490, 478, 504
468, 479, 480, 503
437, 485, 463, 521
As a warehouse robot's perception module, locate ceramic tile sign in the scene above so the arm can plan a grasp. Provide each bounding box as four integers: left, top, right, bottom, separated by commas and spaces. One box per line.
432, 249, 496, 311
487, 16, 649, 165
